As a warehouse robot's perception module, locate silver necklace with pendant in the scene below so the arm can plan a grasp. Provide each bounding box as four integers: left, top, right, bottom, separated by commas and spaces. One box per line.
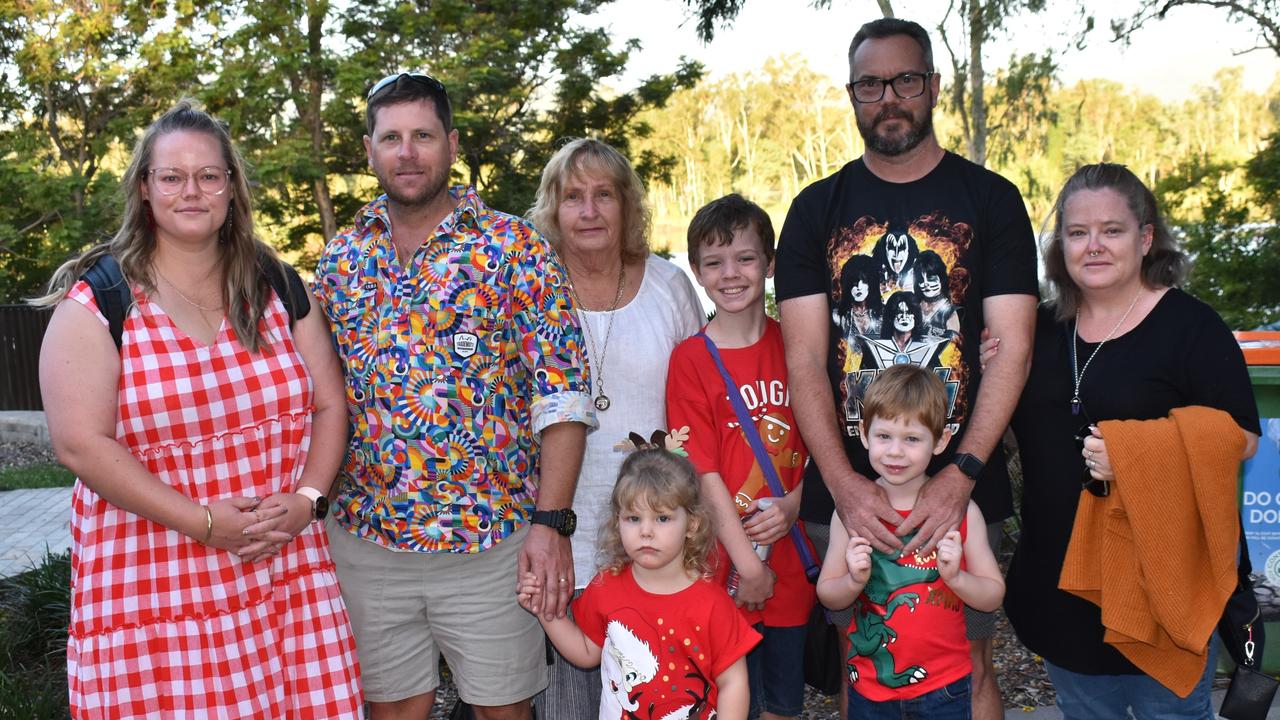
1070, 288, 1142, 415
567, 261, 626, 412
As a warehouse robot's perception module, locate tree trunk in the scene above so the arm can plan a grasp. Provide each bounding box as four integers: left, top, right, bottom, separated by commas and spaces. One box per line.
968, 0, 988, 166
305, 0, 337, 242
877, 0, 896, 17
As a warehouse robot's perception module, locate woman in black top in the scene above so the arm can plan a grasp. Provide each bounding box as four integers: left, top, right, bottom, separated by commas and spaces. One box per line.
1003, 164, 1260, 719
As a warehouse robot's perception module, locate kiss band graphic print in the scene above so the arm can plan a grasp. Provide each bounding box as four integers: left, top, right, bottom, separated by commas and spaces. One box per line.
828, 212, 970, 439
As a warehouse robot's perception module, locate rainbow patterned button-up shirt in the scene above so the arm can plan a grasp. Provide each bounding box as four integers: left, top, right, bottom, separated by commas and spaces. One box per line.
315, 186, 595, 553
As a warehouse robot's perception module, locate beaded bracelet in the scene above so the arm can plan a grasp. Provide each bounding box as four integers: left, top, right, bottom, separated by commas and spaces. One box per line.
202, 505, 213, 544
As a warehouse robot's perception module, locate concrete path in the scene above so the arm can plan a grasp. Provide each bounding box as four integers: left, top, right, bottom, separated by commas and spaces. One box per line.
0, 486, 72, 579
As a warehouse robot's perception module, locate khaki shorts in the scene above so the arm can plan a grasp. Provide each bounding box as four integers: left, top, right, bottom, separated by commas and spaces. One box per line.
327, 519, 548, 705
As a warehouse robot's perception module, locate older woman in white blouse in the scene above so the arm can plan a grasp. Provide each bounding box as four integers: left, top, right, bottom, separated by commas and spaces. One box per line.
527, 138, 704, 717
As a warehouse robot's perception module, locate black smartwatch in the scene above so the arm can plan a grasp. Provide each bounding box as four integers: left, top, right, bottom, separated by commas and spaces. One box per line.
951, 453, 985, 481
531, 508, 577, 537
296, 487, 329, 521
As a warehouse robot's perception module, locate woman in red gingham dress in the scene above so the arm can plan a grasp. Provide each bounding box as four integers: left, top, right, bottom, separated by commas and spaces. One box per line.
37, 102, 362, 719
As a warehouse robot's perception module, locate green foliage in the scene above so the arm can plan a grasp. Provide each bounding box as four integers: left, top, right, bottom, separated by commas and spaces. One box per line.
1158, 146, 1280, 329
0, 464, 76, 491
0, 0, 699, 300
0, 550, 71, 719
0, 0, 212, 300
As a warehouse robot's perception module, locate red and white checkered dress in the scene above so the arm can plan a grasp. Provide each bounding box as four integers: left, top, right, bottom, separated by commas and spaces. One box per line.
65, 281, 362, 719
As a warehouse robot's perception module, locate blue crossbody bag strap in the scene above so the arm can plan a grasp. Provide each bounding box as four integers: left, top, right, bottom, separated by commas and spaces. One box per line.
697, 332, 820, 580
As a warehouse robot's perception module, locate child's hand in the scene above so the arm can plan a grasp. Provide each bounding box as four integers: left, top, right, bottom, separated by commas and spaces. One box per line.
845, 535, 872, 585
937, 529, 962, 582
516, 571, 542, 614
743, 493, 799, 546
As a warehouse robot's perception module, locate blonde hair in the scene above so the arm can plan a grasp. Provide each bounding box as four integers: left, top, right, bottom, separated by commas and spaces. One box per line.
526, 138, 650, 264
597, 449, 716, 578
860, 364, 948, 442
33, 99, 287, 354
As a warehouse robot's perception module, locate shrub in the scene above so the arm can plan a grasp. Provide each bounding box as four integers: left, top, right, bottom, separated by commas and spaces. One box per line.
0, 549, 71, 719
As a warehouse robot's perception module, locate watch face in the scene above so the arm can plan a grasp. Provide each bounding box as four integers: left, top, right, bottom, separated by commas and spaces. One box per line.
955, 453, 983, 479
314, 495, 330, 521
562, 510, 576, 537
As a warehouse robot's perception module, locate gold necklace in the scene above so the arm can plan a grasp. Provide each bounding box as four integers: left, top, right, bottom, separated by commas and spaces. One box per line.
1070, 287, 1142, 416
566, 261, 626, 412
156, 268, 224, 312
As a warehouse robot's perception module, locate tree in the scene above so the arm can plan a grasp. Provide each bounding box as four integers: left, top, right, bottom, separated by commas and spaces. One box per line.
0, 0, 208, 300
1108, 1, 1280, 327
202, 0, 344, 251
0, 0, 699, 299
1112, 1, 1280, 57
342, 0, 701, 216
679, 0, 1067, 167
1160, 146, 1280, 329
934, 0, 1058, 166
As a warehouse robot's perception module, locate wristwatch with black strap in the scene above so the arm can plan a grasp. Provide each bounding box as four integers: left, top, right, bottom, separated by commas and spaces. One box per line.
951, 452, 985, 482
295, 486, 330, 522
530, 508, 577, 537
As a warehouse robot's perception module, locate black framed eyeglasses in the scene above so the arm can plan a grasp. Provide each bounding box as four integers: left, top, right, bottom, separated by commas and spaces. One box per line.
1073, 423, 1109, 498
367, 72, 447, 101
847, 71, 935, 104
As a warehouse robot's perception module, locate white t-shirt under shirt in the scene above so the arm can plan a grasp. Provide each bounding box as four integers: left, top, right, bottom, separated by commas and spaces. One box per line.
570, 254, 704, 586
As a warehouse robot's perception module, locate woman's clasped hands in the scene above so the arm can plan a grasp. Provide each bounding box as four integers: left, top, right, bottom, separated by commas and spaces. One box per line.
201, 493, 311, 562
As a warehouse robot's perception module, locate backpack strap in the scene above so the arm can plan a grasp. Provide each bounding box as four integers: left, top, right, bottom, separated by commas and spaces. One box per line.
258, 250, 310, 327
80, 253, 133, 351
80, 250, 308, 351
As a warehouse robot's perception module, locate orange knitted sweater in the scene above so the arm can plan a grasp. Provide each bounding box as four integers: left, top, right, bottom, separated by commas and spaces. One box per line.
1058, 406, 1244, 697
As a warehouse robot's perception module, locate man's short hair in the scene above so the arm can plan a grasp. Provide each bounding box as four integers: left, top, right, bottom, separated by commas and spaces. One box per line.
686, 193, 776, 267
366, 73, 453, 136
860, 364, 947, 442
848, 18, 935, 78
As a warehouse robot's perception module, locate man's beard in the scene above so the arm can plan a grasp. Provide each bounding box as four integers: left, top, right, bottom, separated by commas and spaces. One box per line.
858, 107, 933, 157
377, 164, 451, 208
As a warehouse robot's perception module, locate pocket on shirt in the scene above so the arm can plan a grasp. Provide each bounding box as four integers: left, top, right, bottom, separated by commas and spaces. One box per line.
441, 296, 504, 370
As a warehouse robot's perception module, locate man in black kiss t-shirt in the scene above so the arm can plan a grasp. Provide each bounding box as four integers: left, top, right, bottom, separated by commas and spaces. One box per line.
774, 17, 1038, 719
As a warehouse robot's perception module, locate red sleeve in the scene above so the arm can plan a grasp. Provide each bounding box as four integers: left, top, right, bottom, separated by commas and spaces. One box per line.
572, 574, 609, 647
704, 582, 762, 677
666, 337, 722, 477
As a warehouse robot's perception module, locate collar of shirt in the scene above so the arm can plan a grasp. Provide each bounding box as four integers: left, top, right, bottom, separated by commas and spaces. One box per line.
354, 185, 484, 258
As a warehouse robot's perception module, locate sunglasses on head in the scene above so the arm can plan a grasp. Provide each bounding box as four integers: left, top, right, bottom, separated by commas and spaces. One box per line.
367, 72, 447, 100
1073, 422, 1110, 498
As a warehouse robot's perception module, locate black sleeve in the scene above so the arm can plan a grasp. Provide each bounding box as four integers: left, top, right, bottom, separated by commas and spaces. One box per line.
1183, 302, 1261, 436
980, 173, 1039, 299
774, 184, 829, 302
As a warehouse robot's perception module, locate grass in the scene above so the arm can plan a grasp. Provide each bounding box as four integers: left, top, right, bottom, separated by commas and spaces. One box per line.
0, 549, 71, 719
0, 464, 74, 492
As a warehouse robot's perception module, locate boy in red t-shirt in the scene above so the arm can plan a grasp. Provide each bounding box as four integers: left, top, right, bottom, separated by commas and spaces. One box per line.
816, 364, 1005, 718
666, 193, 816, 720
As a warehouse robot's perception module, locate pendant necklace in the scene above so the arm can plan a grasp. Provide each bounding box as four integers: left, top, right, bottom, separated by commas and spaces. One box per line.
1070, 288, 1142, 415
567, 261, 626, 412
156, 268, 224, 313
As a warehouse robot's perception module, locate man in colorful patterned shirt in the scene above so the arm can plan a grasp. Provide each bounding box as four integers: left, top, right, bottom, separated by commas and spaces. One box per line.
315, 72, 595, 720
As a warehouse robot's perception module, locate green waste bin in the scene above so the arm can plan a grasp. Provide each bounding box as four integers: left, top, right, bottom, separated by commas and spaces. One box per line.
1236, 332, 1280, 672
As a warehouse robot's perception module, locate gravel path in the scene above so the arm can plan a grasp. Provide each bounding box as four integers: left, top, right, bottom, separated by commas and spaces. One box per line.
0, 440, 57, 470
